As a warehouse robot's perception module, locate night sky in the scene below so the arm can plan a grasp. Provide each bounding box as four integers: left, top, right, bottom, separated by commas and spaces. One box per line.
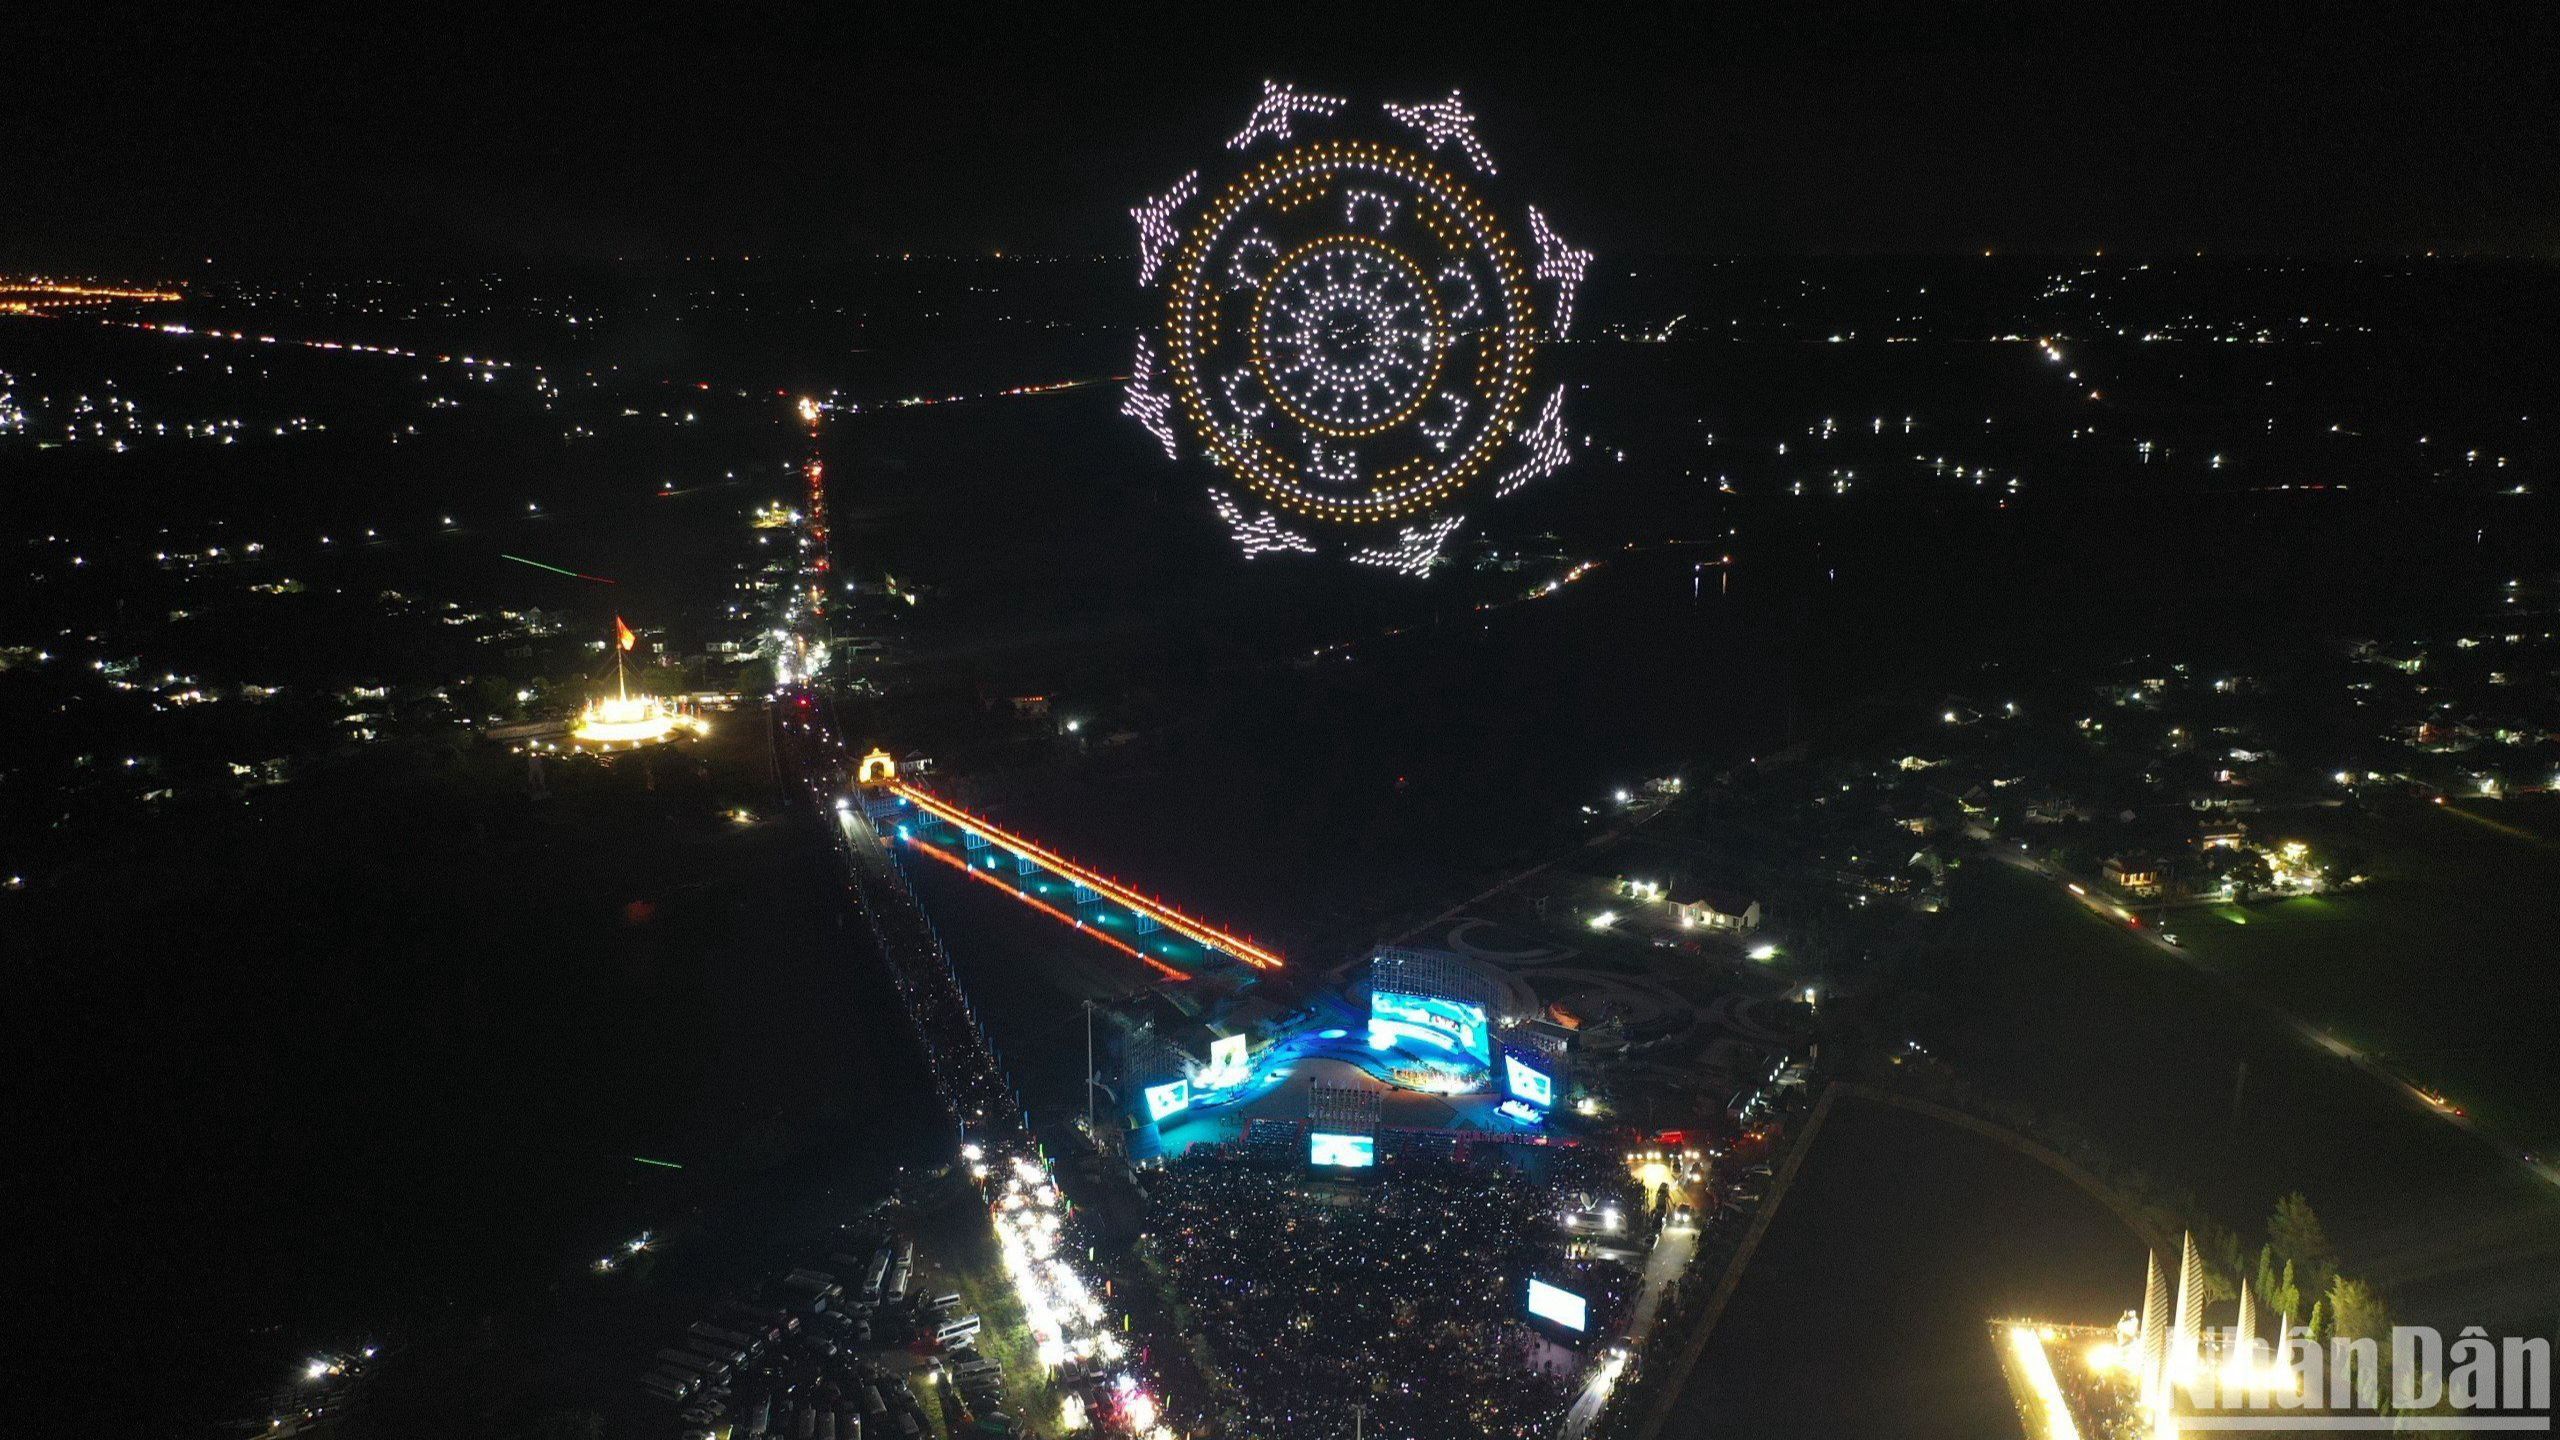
10, 3, 2558, 267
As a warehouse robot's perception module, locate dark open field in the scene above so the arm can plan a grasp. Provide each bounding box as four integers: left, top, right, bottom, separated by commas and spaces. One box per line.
2161, 795, 2560, 1152
1907, 863, 2560, 1332
1667, 1093, 2146, 1440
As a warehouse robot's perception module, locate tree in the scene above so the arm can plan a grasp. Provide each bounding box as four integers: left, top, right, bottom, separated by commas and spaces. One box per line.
467, 672, 522, 722
2255, 1246, 2302, 1328
2199, 1222, 2245, 1303
2215, 848, 2275, 899
2325, 1274, 2387, 1344
2268, 1193, 2339, 1296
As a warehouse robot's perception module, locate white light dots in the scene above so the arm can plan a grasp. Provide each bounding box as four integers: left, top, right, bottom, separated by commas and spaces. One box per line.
1122, 335, 1178, 459
1437, 262, 1481, 322
1157, 140, 1536, 524
1209, 488, 1319, 557
1132, 84, 1585, 568
1254, 235, 1442, 435
1528, 207, 1592, 339
1222, 369, 1268, 422
1494, 385, 1572, 497
1227, 80, 1346, 151
1307, 437, 1361, 487
1344, 188, 1401, 231
1131, 171, 1198, 286
1420, 389, 1469, 444
1227, 230, 1280, 293
1351, 512, 1465, 576
1384, 90, 1497, 174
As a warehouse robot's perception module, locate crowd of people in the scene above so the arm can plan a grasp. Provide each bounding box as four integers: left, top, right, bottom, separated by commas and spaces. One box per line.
785, 710, 1027, 1141
1140, 1149, 1601, 1440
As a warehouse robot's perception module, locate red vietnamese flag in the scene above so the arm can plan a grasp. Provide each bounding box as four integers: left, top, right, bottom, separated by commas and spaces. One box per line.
614, 616, 636, 652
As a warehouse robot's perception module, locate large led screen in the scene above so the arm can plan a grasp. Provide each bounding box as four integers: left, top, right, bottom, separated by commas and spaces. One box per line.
1503, 1055, 1556, 1109
1143, 1078, 1191, 1123
1308, 1132, 1377, 1169
1526, 1278, 1588, 1332
1367, 990, 1489, 1066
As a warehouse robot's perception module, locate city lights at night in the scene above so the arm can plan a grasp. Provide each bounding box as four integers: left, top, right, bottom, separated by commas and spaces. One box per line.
11, 10, 2560, 1440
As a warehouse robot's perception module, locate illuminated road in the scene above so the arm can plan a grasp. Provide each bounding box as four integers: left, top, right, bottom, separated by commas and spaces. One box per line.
1995, 851, 2560, 1192
1626, 1216, 1699, 1347
1560, 1349, 1631, 1440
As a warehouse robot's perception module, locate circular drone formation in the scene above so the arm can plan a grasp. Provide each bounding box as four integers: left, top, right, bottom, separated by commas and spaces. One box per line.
1125, 83, 1590, 574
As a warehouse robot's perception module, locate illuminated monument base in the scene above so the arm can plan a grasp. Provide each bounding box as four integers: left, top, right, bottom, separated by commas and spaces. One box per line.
570, 694, 706, 750
1994, 1232, 2342, 1440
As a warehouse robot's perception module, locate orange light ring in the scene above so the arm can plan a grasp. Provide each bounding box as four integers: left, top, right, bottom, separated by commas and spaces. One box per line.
890, 783, 1282, 969
1160, 141, 1535, 526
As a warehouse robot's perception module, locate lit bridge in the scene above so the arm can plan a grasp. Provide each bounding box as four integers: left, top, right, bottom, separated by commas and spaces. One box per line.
865, 775, 1282, 981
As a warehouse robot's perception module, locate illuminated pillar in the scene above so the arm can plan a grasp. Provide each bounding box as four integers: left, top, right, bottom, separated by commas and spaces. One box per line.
2151, 1226, 2207, 1436
2139, 1249, 2171, 1405
2174, 1231, 2206, 1378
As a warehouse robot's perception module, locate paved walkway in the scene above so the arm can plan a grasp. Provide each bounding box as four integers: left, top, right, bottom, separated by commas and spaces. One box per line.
1633, 1083, 1837, 1440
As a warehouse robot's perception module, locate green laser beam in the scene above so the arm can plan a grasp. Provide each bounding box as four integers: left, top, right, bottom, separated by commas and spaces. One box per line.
502, 553, 617, 584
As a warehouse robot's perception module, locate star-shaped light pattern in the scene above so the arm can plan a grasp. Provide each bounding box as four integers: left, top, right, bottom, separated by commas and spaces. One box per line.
1495, 385, 1572, 497
1209, 489, 1318, 558
1384, 91, 1496, 174
1350, 512, 1465, 577
1528, 207, 1592, 339
1228, 80, 1345, 151
1131, 171, 1198, 287
1122, 336, 1178, 459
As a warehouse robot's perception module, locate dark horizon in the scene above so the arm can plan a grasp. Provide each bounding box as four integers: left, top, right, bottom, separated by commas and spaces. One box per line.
10, 3, 2558, 271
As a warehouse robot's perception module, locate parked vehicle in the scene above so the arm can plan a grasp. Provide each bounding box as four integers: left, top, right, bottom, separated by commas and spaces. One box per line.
656, 1348, 731, 1386
693, 1321, 763, 1352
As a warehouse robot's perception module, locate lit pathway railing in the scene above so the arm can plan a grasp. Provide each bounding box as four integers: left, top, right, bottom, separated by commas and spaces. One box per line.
886, 782, 1283, 970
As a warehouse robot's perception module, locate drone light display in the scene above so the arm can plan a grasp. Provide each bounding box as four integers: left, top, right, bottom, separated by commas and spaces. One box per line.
1126, 84, 1586, 574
